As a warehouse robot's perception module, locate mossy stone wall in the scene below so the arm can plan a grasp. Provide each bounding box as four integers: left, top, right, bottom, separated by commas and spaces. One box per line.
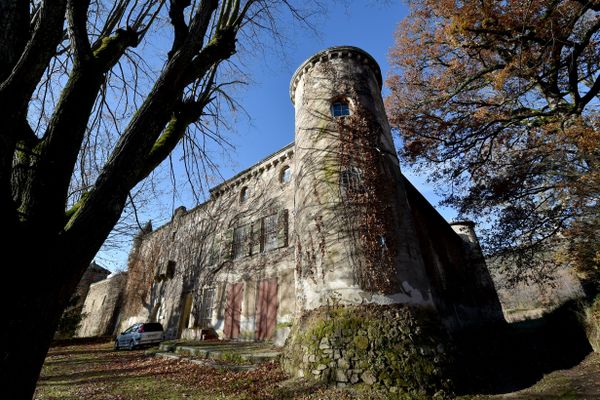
585, 296, 600, 352
282, 304, 452, 399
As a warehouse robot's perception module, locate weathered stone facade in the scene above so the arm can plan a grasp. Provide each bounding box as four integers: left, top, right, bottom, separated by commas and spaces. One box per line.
74, 262, 111, 309
55, 262, 111, 338
77, 272, 128, 337
120, 145, 296, 340
119, 46, 503, 354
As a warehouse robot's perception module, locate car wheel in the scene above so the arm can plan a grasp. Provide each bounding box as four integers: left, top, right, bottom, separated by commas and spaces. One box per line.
128, 340, 136, 350
114, 340, 120, 351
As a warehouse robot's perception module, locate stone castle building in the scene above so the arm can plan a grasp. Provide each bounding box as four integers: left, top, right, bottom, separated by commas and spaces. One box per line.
77, 272, 128, 338
118, 46, 504, 343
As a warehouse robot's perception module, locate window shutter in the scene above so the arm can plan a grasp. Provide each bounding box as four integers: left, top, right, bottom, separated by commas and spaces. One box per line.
251, 220, 262, 255
276, 209, 289, 248
215, 283, 225, 319
244, 224, 253, 257
222, 229, 233, 261
208, 237, 219, 265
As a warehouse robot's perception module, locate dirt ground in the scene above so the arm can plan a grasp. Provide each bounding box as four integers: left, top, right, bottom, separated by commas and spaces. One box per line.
34, 342, 600, 400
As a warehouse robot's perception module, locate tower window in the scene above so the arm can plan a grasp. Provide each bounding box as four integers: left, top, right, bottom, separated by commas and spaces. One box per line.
331, 101, 350, 117
340, 166, 364, 198
240, 186, 249, 203
280, 166, 291, 183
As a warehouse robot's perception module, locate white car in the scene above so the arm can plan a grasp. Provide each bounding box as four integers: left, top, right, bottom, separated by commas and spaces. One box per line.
114, 322, 164, 350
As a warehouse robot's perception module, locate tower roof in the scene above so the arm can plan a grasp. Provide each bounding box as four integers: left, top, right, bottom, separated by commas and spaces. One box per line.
289, 46, 383, 104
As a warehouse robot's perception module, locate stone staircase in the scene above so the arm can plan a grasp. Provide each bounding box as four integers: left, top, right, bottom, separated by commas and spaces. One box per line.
154, 341, 281, 370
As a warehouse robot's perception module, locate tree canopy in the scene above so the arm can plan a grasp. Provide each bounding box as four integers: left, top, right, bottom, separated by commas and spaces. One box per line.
386, 0, 600, 287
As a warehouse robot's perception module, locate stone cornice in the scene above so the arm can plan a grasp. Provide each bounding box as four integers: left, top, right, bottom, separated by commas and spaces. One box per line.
289, 46, 382, 104
209, 143, 294, 198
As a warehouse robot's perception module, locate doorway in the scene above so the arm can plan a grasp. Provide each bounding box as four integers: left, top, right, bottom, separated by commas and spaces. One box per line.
223, 282, 244, 339
255, 278, 278, 340
177, 292, 193, 337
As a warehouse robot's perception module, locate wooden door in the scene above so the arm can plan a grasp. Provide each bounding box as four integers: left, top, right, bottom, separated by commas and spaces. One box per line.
255, 278, 278, 340
223, 282, 244, 340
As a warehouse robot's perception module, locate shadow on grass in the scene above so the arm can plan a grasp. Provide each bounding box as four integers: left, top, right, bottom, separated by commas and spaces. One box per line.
39, 355, 178, 388
47, 347, 116, 358
45, 349, 148, 366
452, 300, 592, 396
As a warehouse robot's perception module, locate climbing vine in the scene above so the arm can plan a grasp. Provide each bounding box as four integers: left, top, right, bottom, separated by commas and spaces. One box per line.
336, 108, 400, 294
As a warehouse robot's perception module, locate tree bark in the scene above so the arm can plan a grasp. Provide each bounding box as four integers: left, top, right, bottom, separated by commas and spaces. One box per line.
1, 238, 92, 398
0, 1, 252, 397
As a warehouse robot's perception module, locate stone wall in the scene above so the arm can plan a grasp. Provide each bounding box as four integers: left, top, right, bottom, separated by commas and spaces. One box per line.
119, 145, 297, 342
282, 304, 451, 398
55, 261, 111, 338
77, 272, 128, 337
403, 177, 504, 326
74, 262, 111, 309
585, 297, 600, 352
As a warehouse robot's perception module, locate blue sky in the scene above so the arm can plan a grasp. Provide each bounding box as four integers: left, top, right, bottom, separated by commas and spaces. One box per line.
96, 1, 458, 270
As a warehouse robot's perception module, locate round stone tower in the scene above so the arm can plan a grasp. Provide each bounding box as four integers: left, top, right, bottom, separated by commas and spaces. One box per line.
291, 46, 433, 312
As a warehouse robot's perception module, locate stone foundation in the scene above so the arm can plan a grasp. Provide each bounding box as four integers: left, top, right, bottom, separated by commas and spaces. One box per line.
282, 304, 452, 398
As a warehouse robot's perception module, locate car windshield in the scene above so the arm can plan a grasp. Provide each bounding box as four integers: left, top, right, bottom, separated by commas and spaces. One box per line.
124, 324, 139, 333
143, 323, 163, 332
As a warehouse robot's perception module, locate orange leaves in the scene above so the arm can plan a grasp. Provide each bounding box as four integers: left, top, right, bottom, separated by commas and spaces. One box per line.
385, 0, 600, 285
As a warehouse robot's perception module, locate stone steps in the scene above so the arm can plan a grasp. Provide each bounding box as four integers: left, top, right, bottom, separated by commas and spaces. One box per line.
154, 351, 258, 371
155, 341, 281, 367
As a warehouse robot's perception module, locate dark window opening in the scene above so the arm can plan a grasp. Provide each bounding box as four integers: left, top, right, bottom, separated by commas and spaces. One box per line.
280, 166, 291, 183
240, 186, 249, 203
166, 260, 176, 279
142, 322, 164, 332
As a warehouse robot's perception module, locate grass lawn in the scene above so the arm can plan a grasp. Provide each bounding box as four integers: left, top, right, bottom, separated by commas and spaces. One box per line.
34, 342, 388, 400
34, 342, 600, 400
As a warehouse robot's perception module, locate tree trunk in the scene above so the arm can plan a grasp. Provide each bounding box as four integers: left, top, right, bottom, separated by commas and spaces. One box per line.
0, 238, 91, 398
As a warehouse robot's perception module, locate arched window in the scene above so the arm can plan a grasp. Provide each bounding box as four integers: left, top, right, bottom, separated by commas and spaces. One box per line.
331, 100, 350, 117
240, 186, 249, 203
280, 166, 291, 183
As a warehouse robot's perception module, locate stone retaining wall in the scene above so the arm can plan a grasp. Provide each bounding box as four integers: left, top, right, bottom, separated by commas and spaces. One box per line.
282, 304, 451, 399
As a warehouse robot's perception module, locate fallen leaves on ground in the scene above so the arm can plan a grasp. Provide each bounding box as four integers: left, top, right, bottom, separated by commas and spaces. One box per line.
34, 342, 385, 400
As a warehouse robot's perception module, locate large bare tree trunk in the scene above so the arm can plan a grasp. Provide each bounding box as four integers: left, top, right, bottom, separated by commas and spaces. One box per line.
1, 204, 122, 398
3, 261, 82, 398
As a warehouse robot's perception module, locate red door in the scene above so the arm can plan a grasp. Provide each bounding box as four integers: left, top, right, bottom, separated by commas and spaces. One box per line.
255, 278, 278, 340
223, 282, 243, 339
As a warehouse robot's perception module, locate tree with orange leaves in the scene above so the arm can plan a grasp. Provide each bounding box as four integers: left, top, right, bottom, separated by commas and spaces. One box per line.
386, 0, 600, 291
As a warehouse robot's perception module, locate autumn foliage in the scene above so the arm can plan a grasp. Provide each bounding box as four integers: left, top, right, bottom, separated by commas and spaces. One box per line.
386, 0, 600, 288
